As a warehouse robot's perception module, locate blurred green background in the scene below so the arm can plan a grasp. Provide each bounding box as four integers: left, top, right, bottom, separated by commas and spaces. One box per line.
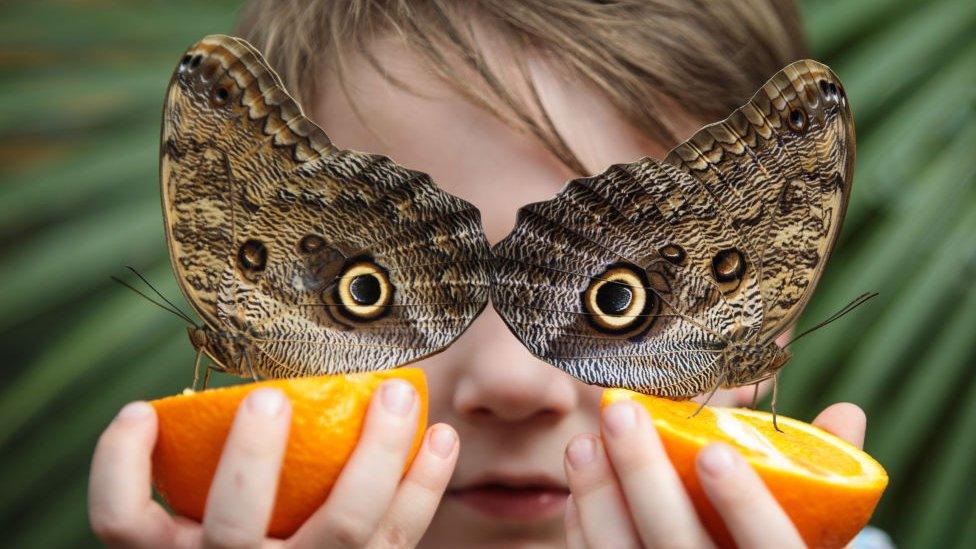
1, 0, 974, 546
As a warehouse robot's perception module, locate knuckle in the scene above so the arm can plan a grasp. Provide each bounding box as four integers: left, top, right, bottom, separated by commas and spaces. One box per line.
567, 461, 614, 497
658, 541, 698, 549
324, 511, 374, 548
227, 432, 278, 461
707, 480, 753, 509
402, 469, 443, 497
374, 433, 411, 456
202, 537, 255, 549
202, 518, 257, 549
611, 449, 656, 479
90, 511, 137, 546
571, 476, 615, 502
364, 421, 413, 455
372, 523, 411, 549
605, 436, 663, 477
657, 535, 710, 549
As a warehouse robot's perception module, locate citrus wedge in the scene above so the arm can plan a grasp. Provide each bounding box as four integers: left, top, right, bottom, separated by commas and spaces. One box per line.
151, 368, 428, 538
602, 389, 887, 549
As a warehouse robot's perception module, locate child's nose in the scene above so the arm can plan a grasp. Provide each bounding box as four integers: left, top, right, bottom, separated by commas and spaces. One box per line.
451, 309, 579, 423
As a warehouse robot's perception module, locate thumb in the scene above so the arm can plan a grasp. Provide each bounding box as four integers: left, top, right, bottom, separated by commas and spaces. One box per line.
812, 402, 866, 449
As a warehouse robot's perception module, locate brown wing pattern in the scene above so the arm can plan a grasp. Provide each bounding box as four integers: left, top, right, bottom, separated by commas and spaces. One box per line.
665, 59, 854, 339
491, 60, 854, 396
491, 158, 758, 395
161, 35, 490, 376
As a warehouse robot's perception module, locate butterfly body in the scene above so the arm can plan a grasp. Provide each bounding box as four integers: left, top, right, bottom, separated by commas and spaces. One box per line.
719, 341, 792, 393
186, 326, 250, 377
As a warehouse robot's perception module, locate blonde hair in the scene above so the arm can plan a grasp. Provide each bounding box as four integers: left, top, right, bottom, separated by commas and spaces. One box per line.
236, 0, 807, 175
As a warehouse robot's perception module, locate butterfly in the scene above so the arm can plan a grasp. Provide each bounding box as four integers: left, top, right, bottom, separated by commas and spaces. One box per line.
158, 35, 856, 401
159, 35, 490, 382
491, 60, 856, 402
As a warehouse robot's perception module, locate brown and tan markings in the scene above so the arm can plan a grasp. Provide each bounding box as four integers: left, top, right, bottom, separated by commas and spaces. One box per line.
159, 35, 854, 402
160, 35, 491, 380
491, 60, 855, 400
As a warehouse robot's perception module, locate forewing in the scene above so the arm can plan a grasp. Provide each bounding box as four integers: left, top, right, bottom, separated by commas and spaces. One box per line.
665, 59, 854, 339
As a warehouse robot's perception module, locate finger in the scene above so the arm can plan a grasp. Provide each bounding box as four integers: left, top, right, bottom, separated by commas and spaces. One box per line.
202, 388, 292, 548
89, 402, 193, 548
370, 423, 459, 548
600, 401, 713, 547
564, 433, 641, 549
812, 402, 866, 449
696, 443, 804, 549
293, 379, 420, 549
564, 495, 587, 549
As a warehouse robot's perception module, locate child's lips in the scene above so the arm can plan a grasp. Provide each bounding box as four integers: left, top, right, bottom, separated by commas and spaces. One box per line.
448, 475, 570, 521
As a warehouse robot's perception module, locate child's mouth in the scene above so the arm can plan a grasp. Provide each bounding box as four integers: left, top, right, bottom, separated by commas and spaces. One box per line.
449, 476, 570, 521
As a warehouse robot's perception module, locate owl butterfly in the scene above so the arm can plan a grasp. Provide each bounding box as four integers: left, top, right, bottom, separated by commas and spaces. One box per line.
492, 60, 855, 400
160, 35, 490, 380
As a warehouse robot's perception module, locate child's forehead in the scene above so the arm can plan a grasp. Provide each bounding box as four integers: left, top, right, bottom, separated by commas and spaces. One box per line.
308, 40, 696, 242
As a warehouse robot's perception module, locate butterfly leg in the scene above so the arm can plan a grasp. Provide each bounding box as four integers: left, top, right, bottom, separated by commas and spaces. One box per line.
771, 374, 783, 433
191, 347, 204, 391
203, 365, 213, 390
751, 382, 761, 409
689, 375, 726, 419
242, 348, 259, 381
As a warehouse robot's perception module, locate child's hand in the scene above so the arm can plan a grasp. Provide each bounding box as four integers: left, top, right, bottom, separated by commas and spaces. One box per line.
563, 401, 866, 548
88, 381, 459, 548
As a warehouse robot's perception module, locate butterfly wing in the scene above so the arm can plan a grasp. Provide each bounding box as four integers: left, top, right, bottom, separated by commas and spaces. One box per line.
161, 35, 490, 375
491, 60, 854, 396
665, 59, 854, 338
491, 158, 762, 396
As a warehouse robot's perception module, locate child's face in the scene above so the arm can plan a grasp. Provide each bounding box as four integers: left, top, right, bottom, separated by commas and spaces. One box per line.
312, 40, 756, 547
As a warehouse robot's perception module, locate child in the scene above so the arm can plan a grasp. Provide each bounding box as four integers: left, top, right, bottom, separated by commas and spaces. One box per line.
88, 1, 869, 547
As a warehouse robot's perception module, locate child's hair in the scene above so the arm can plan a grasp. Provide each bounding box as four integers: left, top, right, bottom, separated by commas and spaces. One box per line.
236, 0, 807, 175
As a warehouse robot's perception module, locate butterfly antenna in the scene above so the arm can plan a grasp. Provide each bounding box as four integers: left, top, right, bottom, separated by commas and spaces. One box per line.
785, 292, 879, 347
123, 266, 196, 324
111, 274, 196, 325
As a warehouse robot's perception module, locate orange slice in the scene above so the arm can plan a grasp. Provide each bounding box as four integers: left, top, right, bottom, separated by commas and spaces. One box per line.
151, 368, 427, 539
602, 389, 887, 549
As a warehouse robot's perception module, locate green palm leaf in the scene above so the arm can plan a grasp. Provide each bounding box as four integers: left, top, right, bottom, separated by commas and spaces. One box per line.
1, 1, 973, 547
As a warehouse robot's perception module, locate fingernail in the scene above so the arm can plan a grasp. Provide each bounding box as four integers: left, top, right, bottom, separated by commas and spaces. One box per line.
603, 401, 638, 437
116, 401, 152, 421
698, 443, 737, 477
381, 380, 415, 416
566, 435, 597, 469
245, 388, 286, 417
428, 425, 457, 458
